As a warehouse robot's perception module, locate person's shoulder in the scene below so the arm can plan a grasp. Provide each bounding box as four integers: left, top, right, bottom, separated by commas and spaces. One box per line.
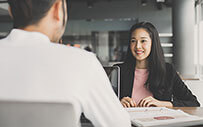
51, 43, 95, 57
0, 36, 9, 45
47, 43, 98, 66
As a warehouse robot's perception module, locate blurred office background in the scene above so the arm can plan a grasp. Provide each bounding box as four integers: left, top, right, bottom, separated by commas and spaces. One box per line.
0, 0, 203, 79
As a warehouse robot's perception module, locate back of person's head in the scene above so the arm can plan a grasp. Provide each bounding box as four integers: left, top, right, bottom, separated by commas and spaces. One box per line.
125, 22, 166, 95
8, 0, 67, 29
8, 0, 68, 43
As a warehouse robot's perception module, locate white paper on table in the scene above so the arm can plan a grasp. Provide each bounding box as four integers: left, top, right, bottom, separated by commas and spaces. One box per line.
126, 107, 203, 127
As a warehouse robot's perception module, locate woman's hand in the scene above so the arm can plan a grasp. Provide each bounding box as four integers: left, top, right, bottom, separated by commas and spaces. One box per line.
121, 97, 137, 108
138, 96, 173, 108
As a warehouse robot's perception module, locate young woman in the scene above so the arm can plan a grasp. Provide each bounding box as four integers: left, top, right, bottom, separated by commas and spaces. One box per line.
116, 22, 200, 108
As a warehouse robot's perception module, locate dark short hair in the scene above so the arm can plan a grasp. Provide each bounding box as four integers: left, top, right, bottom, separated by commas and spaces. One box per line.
124, 22, 166, 95
8, 0, 67, 28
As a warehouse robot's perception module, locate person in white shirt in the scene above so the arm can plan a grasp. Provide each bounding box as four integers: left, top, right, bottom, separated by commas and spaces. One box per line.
0, 0, 131, 126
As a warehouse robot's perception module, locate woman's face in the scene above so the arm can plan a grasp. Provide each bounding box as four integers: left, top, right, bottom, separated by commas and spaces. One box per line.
130, 28, 152, 61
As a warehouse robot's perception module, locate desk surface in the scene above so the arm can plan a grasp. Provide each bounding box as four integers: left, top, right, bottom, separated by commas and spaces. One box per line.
173, 107, 203, 117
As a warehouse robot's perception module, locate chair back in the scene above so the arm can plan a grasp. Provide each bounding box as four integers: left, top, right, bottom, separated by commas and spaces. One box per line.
103, 66, 120, 98
0, 101, 80, 127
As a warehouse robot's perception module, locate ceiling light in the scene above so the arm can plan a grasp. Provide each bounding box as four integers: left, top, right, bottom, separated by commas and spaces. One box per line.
141, 0, 147, 6
156, 0, 165, 2
87, 1, 93, 9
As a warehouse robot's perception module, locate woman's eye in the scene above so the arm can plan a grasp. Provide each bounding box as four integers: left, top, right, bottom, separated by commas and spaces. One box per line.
131, 40, 136, 43
141, 40, 147, 43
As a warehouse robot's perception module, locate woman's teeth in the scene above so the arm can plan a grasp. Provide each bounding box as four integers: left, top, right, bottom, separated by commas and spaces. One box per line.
136, 50, 144, 55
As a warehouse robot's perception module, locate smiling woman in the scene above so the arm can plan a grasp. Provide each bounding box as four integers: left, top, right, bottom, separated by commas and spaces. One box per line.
115, 22, 200, 108
130, 28, 152, 64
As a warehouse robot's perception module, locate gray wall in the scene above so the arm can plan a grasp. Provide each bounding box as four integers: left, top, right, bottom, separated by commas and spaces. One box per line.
0, 22, 12, 33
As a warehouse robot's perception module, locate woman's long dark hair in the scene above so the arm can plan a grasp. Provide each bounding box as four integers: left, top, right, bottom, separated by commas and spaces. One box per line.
124, 22, 166, 95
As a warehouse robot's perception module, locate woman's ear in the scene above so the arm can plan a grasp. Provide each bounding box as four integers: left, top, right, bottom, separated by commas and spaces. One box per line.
8, 6, 13, 19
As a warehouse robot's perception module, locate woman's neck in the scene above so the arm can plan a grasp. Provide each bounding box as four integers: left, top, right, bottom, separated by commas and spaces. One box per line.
136, 60, 148, 69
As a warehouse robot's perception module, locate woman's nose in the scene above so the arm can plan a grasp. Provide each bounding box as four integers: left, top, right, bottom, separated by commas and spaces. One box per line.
136, 41, 142, 49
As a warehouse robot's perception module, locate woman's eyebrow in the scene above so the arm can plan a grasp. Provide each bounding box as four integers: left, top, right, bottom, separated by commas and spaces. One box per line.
140, 37, 148, 39
131, 37, 148, 39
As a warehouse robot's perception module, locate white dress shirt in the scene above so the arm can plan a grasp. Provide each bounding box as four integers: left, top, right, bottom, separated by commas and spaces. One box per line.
0, 29, 131, 127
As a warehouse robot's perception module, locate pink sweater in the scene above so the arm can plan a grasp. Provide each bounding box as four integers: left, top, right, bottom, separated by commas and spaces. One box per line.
131, 69, 153, 104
